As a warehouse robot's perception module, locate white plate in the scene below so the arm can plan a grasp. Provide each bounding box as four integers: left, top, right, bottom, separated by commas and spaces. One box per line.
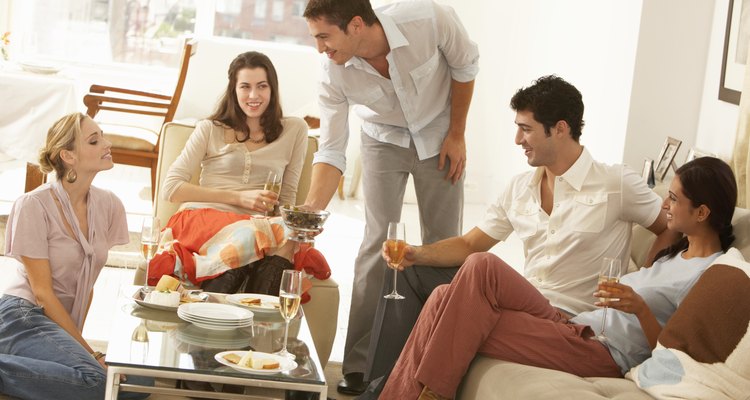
177, 314, 253, 330
19, 61, 62, 74
177, 309, 253, 324
214, 351, 297, 375
178, 302, 254, 321
226, 293, 281, 315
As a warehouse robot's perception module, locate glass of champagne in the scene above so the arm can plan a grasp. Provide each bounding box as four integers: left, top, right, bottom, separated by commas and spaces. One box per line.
264, 171, 282, 216
140, 216, 161, 292
384, 222, 406, 300
596, 257, 623, 342
276, 269, 302, 360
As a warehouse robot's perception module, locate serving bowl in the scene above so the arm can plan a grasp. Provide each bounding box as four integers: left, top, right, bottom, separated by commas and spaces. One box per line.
280, 205, 330, 242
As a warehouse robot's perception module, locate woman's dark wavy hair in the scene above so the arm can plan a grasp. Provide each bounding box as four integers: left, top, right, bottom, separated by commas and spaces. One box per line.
654, 156, 737, 261
303, 0, 378, 32
510, 75, 585, 141
208, 51, 284, 143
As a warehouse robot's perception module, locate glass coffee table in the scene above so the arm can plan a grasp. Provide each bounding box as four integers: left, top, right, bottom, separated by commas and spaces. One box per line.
103, 285, 327, 399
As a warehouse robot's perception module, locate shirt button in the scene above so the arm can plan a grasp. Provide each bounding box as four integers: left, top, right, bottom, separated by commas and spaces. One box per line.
558, 177, 563, 182
588, 199, 593, 204
551, 229, 556, 234
554, 203, 560, 208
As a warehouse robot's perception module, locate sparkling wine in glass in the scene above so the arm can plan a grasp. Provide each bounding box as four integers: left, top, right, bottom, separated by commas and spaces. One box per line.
596, 257, 623, 342
264, 171, 282, 215
276, 269, 302, 360
140, 216, 161, 292
384, 222, 406, 300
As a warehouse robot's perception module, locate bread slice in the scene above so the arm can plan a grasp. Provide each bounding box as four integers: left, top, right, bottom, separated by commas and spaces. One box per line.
222, 353, 242, 365
261, 359, 280, 369
155, 275, 180, 292
239, 297, 262, 306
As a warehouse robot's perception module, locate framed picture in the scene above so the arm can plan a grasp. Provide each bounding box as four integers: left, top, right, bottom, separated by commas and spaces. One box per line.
719, 0, 749, 105
685, 148, 717, 163
642, 158, 655, 188
654, 137, 682, 181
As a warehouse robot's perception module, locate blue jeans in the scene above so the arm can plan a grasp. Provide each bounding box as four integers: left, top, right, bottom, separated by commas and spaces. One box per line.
0, 295, 152, 400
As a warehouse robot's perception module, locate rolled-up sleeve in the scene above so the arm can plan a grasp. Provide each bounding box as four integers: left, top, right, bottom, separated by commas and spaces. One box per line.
477, 183, 515, 242
312, 63, 350, 173
161, 121, 212, 202
434, 1, 479, 82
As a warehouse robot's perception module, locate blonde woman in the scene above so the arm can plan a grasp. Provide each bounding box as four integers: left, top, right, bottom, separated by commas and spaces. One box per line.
0, 112, 151, 399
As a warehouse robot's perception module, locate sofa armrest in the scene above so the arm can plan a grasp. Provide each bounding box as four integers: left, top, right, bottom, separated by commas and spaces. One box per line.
303, 277, 339, 369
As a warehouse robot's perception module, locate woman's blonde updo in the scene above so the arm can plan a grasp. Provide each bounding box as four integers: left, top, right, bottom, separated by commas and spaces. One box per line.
38, 112, 85, 180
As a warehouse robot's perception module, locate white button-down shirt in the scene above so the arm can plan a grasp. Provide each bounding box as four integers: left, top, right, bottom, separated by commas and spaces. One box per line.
478, 149, 663, 314
313, 0, 480, 173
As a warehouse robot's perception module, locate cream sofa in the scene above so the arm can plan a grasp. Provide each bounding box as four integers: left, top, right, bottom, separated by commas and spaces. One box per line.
457, 198, 750, 399
134, 121, 339, 368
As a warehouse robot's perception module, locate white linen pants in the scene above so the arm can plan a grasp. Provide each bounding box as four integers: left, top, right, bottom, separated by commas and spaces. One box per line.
342, 131, 464, 375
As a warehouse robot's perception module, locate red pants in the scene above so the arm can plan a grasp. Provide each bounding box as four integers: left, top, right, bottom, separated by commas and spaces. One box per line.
380, 253, 621, 399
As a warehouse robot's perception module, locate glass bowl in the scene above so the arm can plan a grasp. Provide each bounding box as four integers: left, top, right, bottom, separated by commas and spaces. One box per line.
280, 205, 330, 242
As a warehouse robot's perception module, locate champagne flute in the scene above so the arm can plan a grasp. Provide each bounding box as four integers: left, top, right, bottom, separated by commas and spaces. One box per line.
595, 257, 623, 342
384, 222, 406, 300
140, 216, 161, 292
264, 171, 282, 216
276, 269, 302, 360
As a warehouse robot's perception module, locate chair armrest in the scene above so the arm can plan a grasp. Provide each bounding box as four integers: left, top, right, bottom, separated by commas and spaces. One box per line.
89, 84, 171, 101
83, 92, 172, 118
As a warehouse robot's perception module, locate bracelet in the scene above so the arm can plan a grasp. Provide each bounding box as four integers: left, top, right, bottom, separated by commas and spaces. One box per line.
91, 351, 106, 360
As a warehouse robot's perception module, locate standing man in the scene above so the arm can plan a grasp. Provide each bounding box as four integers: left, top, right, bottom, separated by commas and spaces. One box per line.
303, 0, 479, 394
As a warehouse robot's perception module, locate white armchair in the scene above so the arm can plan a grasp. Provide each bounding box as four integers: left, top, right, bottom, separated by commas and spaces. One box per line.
134, 121, 339, 368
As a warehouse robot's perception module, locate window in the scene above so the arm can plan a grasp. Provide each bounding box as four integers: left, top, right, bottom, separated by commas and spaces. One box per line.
8, 0, 313, 69
272, 0, 285, 22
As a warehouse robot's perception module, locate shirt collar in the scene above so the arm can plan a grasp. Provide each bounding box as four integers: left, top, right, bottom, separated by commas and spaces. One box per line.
527, 147, 593, 192
345, 10, 409, 69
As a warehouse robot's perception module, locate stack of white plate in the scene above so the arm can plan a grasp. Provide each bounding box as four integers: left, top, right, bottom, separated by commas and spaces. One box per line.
177, 303, 253, 331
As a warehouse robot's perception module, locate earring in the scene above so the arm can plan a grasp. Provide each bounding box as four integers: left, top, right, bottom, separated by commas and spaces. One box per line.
65, 169, 77, 183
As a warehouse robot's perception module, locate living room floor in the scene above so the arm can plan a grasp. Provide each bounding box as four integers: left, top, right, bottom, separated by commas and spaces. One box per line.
0, 158, 523, 399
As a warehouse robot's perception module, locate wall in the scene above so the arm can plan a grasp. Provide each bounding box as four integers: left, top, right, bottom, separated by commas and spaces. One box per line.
623, 0, 717, 180
696, 0, 741, 160
436, 0, 643, 204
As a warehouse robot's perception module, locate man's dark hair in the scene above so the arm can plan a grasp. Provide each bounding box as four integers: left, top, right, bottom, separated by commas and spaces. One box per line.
303, 0, 378, 32
510, 75, 585, 141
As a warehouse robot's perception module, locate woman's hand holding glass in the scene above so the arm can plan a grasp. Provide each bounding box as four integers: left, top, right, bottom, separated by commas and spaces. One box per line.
235, 189, 280, 214
596, 281, 646, 315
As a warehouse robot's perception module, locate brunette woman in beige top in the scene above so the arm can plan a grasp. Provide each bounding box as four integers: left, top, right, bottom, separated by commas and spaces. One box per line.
159, 51, 308, 293
162, 51, 308, 216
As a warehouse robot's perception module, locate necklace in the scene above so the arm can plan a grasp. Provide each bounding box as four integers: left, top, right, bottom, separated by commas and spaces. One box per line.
247, 134, 265, 144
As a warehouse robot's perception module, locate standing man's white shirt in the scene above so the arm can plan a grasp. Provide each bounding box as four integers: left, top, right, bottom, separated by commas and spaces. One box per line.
478, 149, 663, 314
314, 0, 480, 172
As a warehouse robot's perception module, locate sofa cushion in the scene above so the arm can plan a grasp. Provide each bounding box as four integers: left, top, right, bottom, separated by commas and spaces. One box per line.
458, 357, 651, 399
627, 249, 750, 399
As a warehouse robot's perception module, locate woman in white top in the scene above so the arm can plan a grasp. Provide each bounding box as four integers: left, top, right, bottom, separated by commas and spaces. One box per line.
159, 51, 308, 293
0, 113, 150, 399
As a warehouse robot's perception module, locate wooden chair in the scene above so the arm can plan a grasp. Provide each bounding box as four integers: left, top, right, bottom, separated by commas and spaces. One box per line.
81, 39, 198, 199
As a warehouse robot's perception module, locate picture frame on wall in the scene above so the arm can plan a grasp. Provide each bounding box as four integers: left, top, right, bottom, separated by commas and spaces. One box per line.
719, 0, 748, 105
654, 137, 682, 181
685, 147, 717, 163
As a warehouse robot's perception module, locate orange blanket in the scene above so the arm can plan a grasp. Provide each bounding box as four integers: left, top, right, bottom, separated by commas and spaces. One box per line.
148, 208, 330, 302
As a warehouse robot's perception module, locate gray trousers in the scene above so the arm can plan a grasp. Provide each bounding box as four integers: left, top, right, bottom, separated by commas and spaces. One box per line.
343, 132, 464, 375
366, 265, 460, 380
